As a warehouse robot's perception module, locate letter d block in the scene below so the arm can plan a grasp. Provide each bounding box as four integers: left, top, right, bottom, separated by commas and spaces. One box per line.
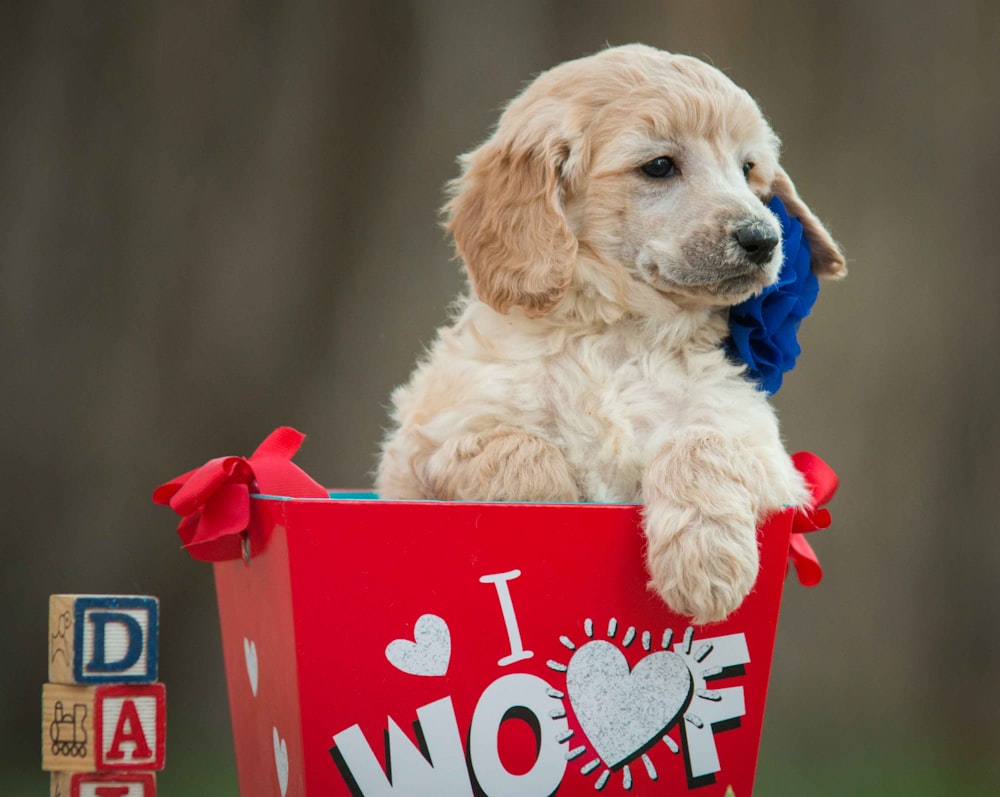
51, 772, 156, 797
42, 683, 166, 772
49, 595, 159, 684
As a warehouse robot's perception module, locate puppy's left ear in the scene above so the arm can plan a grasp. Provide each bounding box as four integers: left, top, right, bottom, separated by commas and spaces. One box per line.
444, 105, 578, 316
771, 167, 846, 278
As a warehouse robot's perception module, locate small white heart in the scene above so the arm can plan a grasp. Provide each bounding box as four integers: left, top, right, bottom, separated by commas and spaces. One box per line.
244, 638, 259, 697
385, 614, 451, 676
273, 726, 289, 797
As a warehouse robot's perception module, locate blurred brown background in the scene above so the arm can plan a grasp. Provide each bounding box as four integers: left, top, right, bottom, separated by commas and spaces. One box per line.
2, 1, 998, 794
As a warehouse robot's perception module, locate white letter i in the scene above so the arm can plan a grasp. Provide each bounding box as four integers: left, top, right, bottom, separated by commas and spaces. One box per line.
479, 570, 534, 666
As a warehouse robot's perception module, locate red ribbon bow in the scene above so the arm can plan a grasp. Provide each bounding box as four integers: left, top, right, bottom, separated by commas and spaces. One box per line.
152, 427, 328, 562
787, 451, 839, 587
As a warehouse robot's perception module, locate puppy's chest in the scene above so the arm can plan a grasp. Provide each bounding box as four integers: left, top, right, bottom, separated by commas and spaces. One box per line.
544, 342, 693, 499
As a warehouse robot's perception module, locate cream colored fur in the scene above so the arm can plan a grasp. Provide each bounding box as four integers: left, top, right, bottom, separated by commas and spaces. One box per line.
377, 44, 844, 624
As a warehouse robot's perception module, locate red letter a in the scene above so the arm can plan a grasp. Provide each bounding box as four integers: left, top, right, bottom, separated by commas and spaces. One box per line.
106, 699, 153, 761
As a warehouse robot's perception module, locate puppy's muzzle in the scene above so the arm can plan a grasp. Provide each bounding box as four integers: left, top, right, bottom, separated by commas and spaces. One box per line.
734, 222, 780, 265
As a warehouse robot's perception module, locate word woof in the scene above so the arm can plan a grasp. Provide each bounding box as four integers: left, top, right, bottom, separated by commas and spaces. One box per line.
330, 571, 749, 796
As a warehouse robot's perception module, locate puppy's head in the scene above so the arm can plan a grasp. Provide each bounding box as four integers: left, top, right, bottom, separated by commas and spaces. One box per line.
446, 44, 845, 316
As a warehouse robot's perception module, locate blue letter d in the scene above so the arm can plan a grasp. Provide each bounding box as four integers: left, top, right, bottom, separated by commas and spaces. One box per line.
88, 612, 143, 673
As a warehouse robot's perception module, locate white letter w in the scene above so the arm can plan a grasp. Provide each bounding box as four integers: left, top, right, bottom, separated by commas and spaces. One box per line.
330, 696, 473, 796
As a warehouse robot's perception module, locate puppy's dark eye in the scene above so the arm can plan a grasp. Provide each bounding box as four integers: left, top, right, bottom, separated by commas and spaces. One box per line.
743, 161, 755, 179
641, 156, 677, 179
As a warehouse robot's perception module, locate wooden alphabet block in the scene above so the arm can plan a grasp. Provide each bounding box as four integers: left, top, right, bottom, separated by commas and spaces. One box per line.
49, 595, 159, 685
51, 772, 156, 797
42, 682, 166, 772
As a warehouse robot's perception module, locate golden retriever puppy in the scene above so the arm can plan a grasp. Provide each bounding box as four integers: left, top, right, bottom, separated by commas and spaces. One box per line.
377, 44, 844, 624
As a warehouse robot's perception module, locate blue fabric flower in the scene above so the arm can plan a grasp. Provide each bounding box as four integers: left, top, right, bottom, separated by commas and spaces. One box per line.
726, 196, 819, 395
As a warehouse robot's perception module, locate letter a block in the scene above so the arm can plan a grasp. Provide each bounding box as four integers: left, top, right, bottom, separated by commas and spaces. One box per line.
51, 772, 156, 797
42, 683, 166, 772
49, 595, 159, 685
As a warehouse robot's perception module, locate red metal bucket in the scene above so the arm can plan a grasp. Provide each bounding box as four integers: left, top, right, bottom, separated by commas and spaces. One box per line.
213, 495, 795, 797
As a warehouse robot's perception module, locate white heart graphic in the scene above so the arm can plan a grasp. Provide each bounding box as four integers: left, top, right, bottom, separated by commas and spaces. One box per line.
273, 726, 289, 797
567, 640, 693, 768
385, 614, 451, 676
244, 638, 258, 697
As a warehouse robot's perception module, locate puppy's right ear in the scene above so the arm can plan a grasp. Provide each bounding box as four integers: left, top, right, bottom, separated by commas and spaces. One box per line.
770, 167, 847, 279
444, 113, 578, 316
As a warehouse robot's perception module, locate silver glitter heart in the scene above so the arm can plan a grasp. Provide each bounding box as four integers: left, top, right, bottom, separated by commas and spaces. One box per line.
567, 640, 692, 768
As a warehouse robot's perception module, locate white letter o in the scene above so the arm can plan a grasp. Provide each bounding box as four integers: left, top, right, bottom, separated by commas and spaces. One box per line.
468, 673, 568, 797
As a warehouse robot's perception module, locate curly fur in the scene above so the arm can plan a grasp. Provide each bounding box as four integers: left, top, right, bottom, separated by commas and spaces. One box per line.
377, 44, 844, 624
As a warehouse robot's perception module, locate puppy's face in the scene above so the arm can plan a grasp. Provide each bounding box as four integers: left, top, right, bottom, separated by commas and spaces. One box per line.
579, 90, 784, 305
447, 45, 844, 317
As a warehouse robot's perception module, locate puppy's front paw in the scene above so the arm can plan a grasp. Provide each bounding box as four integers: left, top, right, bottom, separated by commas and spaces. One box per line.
424, 427, 580, 502
644, 511, 760, 625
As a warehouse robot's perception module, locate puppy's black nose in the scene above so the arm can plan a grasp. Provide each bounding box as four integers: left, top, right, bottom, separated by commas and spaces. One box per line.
734, 222, 780, 264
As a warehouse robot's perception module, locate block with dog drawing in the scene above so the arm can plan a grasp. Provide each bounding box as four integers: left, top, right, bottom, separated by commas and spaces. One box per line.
48, 595, 159, 686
